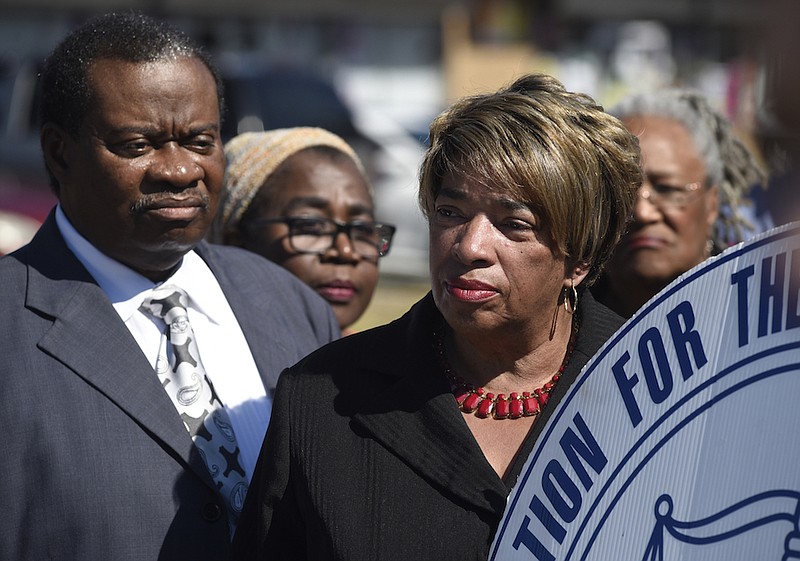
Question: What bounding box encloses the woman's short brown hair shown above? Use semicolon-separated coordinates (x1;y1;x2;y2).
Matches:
418;73;642;284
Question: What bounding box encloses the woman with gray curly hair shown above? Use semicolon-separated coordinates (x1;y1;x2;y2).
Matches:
593;89;766;318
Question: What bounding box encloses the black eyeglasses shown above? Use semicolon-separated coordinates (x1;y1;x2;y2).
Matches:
248;217;396;259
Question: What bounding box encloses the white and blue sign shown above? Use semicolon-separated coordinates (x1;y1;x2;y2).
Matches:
490;223;800;561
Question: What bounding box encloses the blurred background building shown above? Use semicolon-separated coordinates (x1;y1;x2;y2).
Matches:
0;0;787;325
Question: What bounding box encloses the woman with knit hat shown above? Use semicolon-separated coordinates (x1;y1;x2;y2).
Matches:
210;127;395;333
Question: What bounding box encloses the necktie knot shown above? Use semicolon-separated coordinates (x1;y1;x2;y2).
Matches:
141;285;190;325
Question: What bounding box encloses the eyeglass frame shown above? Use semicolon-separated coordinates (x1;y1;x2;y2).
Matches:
246;216;397;259
638;178;707;209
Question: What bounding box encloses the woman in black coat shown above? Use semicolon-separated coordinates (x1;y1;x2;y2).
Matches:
231;73;643;560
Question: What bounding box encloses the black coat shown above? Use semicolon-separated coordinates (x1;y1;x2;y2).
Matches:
232;291;624;561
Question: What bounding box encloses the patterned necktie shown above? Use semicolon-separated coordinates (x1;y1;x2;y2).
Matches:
140;285;248;530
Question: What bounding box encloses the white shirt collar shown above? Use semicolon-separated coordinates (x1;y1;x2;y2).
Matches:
55;205;222;324
165;252;227;326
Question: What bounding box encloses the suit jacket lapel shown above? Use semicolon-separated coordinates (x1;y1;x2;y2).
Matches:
24;216;216;490
194;242;276;381
348;295;509;516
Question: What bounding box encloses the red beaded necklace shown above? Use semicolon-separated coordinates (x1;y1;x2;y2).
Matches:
434;318;579;420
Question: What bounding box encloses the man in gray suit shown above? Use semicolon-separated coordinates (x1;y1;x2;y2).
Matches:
0;12;339;560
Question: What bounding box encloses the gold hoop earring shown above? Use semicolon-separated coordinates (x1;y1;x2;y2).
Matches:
563;281;578;315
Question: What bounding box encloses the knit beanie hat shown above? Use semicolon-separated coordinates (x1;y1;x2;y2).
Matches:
209;127;365;243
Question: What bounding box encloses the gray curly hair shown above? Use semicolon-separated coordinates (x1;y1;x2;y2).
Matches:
613;89;767;248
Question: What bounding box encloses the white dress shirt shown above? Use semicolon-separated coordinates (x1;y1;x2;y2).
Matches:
55;206;270;480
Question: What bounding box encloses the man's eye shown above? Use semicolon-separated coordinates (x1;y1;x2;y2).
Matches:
126;140;150;151
112;140;151;156
185;136;217;153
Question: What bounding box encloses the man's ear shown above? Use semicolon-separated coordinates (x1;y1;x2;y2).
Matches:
40;123;71;185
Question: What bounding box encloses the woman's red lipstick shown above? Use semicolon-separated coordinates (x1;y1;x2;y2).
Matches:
445;279;498;302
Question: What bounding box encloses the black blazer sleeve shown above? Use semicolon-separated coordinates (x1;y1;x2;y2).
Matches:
232;369;306;560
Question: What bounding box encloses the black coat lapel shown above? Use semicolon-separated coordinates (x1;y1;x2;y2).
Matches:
346;291;624;514
346;295;509;516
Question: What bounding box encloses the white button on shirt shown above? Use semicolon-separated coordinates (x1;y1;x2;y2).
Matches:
55;206;270;480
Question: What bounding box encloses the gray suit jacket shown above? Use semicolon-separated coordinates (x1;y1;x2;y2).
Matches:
0;212;339;561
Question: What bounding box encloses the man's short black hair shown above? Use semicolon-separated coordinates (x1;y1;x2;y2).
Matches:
39;11;224;137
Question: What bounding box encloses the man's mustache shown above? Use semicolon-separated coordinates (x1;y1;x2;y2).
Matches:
129;191;211;215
